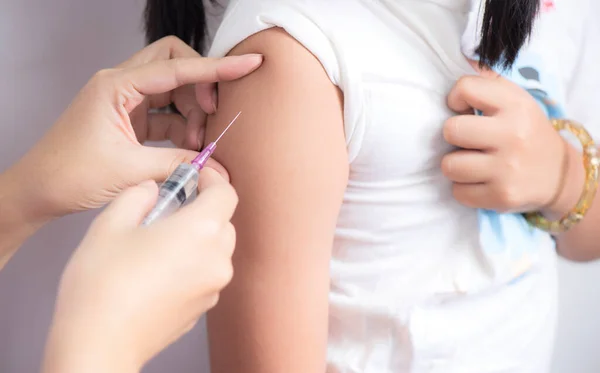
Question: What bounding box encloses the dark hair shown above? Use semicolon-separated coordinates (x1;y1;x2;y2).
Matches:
144;0;218;115
144;0;539;67
144;0;217;54
476;0;540;69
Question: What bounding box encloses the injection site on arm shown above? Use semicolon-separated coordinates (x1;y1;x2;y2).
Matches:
141;112;241;226
204;28;348;373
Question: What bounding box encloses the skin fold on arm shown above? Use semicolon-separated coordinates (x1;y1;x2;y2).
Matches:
204;28;348;373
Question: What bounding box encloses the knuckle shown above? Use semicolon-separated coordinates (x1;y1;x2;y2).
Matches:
514;100;531;115
205;293;220;310
226;222;237;242
166;59;185;84
222;223;237;256
158;35;202;59
218;261;235;286
504;155;522;175
161;35;181;47
505;94;522;109
513;127;527;143
201;218;223;237
91;68;117;85
497;186;522;210
222;183;239;205
455;76;475;93
510;123;531;147
207;259;234;290
89;69;122;94
186;219;221;244
210;183;238;207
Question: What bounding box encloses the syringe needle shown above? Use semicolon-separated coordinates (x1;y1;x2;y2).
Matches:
215;111;242;144
190;111;242;169
143;111;243;225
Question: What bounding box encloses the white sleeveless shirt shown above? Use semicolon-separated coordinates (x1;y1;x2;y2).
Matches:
208;1;558;371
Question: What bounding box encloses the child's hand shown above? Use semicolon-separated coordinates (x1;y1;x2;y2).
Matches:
441;72;568;213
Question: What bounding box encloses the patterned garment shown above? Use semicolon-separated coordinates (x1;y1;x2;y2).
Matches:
475;52;563;288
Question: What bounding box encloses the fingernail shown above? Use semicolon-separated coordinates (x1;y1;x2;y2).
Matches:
230;53;263;66
246;53;263;64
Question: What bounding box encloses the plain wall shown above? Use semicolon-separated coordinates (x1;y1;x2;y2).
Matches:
0;1;598;372
0;1;210;372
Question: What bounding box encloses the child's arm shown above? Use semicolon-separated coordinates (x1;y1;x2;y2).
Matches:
520;7;600;261
204;28;348;373
551;3;600;261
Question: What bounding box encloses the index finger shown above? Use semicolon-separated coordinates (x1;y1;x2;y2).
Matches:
117;37;216;114
116;36;200;69
447;75;513;115
124;54;263;97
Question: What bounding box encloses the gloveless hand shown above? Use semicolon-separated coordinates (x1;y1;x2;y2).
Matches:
441;71;567;213
43;168;237;372
4;36;262;224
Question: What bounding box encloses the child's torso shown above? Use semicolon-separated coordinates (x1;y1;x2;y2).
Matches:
211;0;559;371
305;1;558;371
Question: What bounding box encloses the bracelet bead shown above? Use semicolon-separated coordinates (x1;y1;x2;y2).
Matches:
524;119;599;234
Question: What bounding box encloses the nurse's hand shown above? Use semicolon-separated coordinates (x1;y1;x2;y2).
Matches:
3;36;261;225
441;71;571;214
43;169;237;373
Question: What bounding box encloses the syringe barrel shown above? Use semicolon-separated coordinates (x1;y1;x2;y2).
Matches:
142;163;199;226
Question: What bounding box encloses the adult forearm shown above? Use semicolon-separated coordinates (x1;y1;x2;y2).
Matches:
43;342;138;373
42;312;141;373
0;167;49;268
542;144;600;261
43;349;137;373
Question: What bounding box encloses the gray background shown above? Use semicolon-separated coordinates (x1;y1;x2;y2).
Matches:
0;0;598;372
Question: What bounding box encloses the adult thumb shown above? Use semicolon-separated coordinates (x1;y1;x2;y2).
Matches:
137;147;230;182
183;167;238;222
98;181;158;229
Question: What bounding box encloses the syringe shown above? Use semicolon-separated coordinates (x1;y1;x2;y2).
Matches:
142;111;241;226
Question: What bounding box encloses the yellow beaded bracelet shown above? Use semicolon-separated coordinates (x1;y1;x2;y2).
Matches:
524;119;600;234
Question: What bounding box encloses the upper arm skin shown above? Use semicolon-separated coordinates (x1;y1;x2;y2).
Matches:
204;28;348;373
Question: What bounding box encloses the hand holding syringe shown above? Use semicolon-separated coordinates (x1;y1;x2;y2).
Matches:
142;111;241;226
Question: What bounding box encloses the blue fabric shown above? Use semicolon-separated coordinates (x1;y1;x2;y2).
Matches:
474;52;562;283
